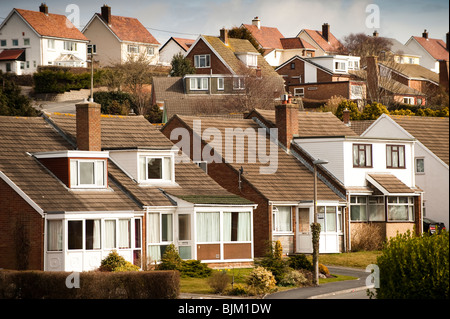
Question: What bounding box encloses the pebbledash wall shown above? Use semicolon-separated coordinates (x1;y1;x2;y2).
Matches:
0;178;44;270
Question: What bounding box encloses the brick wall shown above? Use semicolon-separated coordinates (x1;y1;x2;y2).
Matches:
288;81;351;100
76;102;101;151
0;178;44;270
185;38;232;75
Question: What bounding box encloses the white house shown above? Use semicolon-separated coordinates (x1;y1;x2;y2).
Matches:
361;114;449;229
294;133;423;247
82;5;160;67
159;37;195;65
0;4;88;75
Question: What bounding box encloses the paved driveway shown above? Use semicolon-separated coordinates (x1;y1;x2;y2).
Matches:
33;99;81;114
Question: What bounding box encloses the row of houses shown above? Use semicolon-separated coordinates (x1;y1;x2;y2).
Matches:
1;98;448;271
0;4;448;74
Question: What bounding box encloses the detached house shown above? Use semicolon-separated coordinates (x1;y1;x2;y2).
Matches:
297;23;344;56
159;37;195;65
0;103;255;272
240;17;316;67
82;5;160;66
0;4;88;74
404;30;449;73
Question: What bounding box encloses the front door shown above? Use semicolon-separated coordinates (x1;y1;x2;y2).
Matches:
296;208;313;253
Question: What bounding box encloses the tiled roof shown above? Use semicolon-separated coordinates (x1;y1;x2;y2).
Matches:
0;116;140;212
391;63;439;83
0;49;25;61
280;37;315;50
95;13;159;44
248;109;358;137
348;120;375;136
164;99;245;120
15;9;87;41
172;115;343;202
368;173;415;194
172;37;196;51
202;36;280;77
242;24;284;49
48;113;246;206
390;115;449;165
412;36;449;60
301;29;343;53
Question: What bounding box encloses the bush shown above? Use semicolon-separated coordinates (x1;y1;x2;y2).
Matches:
227;284;249;296
361;102;389;120
334;99;360;120
92;91;134;115
0;270;179;299
375;230;449;299
33;68;102;94
255;240;288;284
99;250;139;272
157;244;183;271
278;268;308;287
180;260;212;278
319;263;330;276
288;254;313;271
246;266;277;295
208;270;230;294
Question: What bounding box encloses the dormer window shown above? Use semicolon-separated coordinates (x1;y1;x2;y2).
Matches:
236;52;258;68
138;155;173;183
70;159;107;188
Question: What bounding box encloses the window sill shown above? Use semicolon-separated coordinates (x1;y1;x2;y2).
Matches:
273;231;294;236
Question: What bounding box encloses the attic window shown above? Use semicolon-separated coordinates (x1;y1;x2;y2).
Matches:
139;156;173;182
194;54;210;68
70;159;107;188
236;53;258;68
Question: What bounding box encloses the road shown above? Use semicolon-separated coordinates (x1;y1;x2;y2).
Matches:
33;99;80;114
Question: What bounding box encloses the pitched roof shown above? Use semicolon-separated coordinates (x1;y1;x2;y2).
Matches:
380;62;439;84
390;115;449;165
368;173;416;194
170;115;343;202
94;13;159;44
411;36;449;60
280;37;315;50
247;109;358;137
242;24;284;49
300;29;343;54
14;9;87;41
202;36;280;77
172;37;196;51
0;49;25;61
48;113;247;206
0;116;140;212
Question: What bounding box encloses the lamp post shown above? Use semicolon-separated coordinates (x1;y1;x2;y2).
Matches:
312;158;328;286
87;43;95;102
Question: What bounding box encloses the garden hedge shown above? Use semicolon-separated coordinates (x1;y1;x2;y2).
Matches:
0;270;179;299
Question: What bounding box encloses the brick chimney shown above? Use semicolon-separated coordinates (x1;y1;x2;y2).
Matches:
322;23;330;42
252;16;261;29
275;99;299;150
220;28;228;45
439;60;449;93
39;3;48;15
366;56;379;102
343;108;350;125
76;102;102;151
101;4;112;25
422;29;428;39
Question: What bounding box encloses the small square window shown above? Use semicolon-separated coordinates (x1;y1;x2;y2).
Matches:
12;39;19;46
0;40;6;47
24;38;30;46
415;158;425;174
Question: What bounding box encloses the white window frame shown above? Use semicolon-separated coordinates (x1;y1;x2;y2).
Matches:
48;39;55;50
138;155;174;183
194;54;210;68
147;46;155;56
272;206;293;234
415;157;425;174
190;77;209;91
403;97;415;105
64;41;77;52
217;77;224;91
387;196;414;222
334;61;346;72
294;88;304;97
247;54;258;67
23;38;30;46
233;77;245;90
70;159;107;189
127;45;139;54
147;212;174;261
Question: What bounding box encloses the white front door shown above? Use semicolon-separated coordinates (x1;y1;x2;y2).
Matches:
296;207;313;253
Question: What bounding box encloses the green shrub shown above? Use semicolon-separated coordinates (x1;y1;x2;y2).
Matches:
227;283;249;296
157;244;183;271
288;254;312;271
278;268;308;287
33;68;101;94
180;260;212;278
375;230;449;299
246;266;276;295
256;240;288;284
92;91;134;115
99;250;139;272
334;99;360;120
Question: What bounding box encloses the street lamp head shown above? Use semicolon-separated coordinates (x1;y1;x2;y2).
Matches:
313;159;329;165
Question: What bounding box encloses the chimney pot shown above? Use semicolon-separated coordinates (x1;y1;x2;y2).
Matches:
39;3;48;15
101;4;111;25
275;102;299;149
252;16;261;29
76;102;102;152
422;29;428;39
322;23;330;42
343;108;350;125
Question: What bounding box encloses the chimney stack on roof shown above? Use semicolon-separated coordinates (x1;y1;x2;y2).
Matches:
101;4;112;25
252;16;261;30
322;23;330;42
422;29;429;39
76;102;102;152
39;3;48;15
342;108;350;125
439;60;449;93
366;56;380;103
276;96;298;150
220;28;228;45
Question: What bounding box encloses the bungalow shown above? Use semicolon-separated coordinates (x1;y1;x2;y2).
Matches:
162;104;356;256
81;5;160;66
0;103;255;272
0;4;88;74
361;114;449;229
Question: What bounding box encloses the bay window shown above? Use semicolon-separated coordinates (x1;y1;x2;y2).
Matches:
388;196;414;221
351;196;385;221
350;196;367;221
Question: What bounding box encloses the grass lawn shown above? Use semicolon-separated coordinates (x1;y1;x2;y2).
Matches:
316;250;382;269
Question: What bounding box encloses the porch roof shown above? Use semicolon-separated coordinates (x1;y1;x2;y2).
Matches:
367;173;417;195
0;49;25;61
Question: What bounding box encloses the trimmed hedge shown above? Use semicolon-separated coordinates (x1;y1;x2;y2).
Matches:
375;230;449;299
0;270;179;299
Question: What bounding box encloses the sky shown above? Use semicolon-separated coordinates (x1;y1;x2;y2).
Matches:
0;0;448;46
